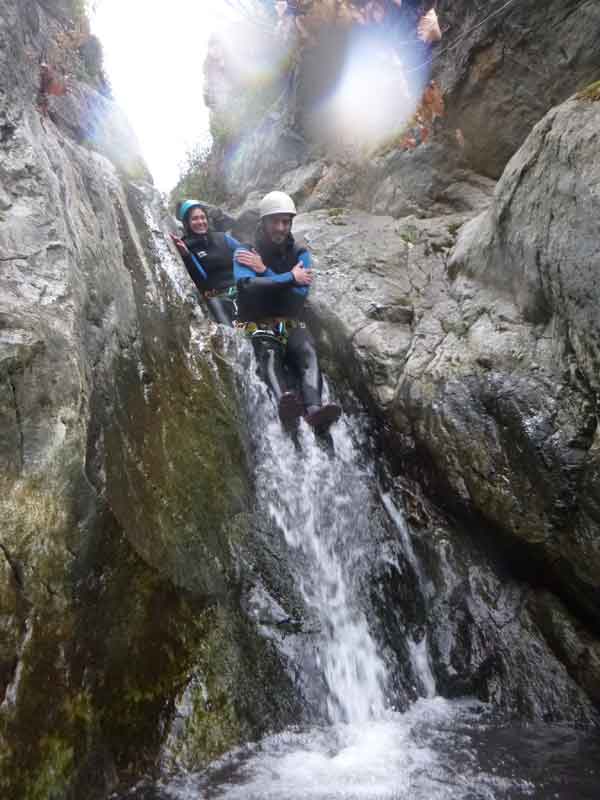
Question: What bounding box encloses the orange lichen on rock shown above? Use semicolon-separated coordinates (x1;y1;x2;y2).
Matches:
398;80;445;151
421;79;445;124
37;63;68;116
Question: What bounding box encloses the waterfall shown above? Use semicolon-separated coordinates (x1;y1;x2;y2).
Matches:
130;335;587;800
257;400;388;724
379;490;437;698
232;332;399;724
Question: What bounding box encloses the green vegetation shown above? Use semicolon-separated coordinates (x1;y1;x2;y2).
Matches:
576;79;600;102
170;143;227;209
327;207;347;225
67;0;88;23
67;0;101;24
210;71;284;150
0;477;79;800
399;226;418;245
173;41;290;206
45;2;110;93
171;73;282;206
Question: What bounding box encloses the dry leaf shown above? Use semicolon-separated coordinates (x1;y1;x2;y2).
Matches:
417;9;442;43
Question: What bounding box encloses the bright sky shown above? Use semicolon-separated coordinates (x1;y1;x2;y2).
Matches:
92;1;234;193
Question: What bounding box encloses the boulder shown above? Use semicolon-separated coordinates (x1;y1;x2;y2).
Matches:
296;89;600;703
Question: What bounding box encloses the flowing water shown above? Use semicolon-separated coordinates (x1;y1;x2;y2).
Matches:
118;336;600;799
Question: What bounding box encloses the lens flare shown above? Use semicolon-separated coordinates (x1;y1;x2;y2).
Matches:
216;22;294;91
306;28;430;151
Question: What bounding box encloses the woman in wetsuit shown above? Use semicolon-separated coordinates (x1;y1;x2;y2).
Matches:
171;200;242;326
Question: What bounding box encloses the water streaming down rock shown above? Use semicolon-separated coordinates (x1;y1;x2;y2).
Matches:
122;336;600;800
229;331;452;728
379;491;437;699
4;3;600;793
261;422;386;721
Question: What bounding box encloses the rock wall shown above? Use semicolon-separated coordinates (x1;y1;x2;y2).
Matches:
437;0;600;177
290;88;600;710
445;92;600;628
199;3;600;716
0;3;298;798
2;1;600;795
206;0;599;214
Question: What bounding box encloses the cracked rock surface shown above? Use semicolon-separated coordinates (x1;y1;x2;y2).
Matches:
294;90;600;711
0;4;298;798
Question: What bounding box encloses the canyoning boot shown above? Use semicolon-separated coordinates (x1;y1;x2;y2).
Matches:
278;391;304;429
304;403;342;434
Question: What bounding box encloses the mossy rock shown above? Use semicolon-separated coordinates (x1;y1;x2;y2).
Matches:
163;605;300;773
0;500;297;799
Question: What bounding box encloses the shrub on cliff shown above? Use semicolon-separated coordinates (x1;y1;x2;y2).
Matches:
171;143;227;208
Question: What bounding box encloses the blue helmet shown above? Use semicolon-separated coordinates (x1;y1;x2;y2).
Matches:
176;199;207;224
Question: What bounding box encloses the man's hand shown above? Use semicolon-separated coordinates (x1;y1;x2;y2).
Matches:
236;249;266;273
291;262;313;286
169;233;189;255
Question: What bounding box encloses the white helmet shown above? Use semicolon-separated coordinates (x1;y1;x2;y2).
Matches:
259;191;296;219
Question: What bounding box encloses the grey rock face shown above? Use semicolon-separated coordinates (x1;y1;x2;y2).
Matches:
375;477;598;724
450;95;600;386
0;5;297;798
3;3;599;796
226;115;309;201
446;93;600;619
294;89;600;712
439;0;600;177
49;84;151;180
208;1;599;217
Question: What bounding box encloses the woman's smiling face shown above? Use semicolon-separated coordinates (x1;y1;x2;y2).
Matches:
188;207;208;235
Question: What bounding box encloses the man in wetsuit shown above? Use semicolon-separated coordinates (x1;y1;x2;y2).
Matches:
234;191;341;432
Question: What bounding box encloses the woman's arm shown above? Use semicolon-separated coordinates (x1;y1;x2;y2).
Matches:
170;234;208;281
234;248;312;290
225;233;242;251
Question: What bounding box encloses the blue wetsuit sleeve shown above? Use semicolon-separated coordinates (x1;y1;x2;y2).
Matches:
254;249;312;285
233;248;310;296
181;250;208;281
291;250;311;298
299;250;312;269
266;270;294;284
225;234;242;251
233;248;294;284
233;250;257;283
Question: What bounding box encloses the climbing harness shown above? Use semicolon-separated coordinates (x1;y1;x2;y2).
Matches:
236;317;306;346
203;286;237;301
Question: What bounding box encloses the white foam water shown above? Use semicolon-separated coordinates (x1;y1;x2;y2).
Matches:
155;698;536;800
260;422;388;723
134;336;543;800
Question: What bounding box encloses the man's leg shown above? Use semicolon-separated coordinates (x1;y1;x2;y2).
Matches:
251;332;303;425
286;326;341;431
285;326;322;408
252;334;288;400
205;296;235;326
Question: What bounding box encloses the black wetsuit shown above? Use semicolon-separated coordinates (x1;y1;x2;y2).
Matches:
179;231;240;326
234;231;323;410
